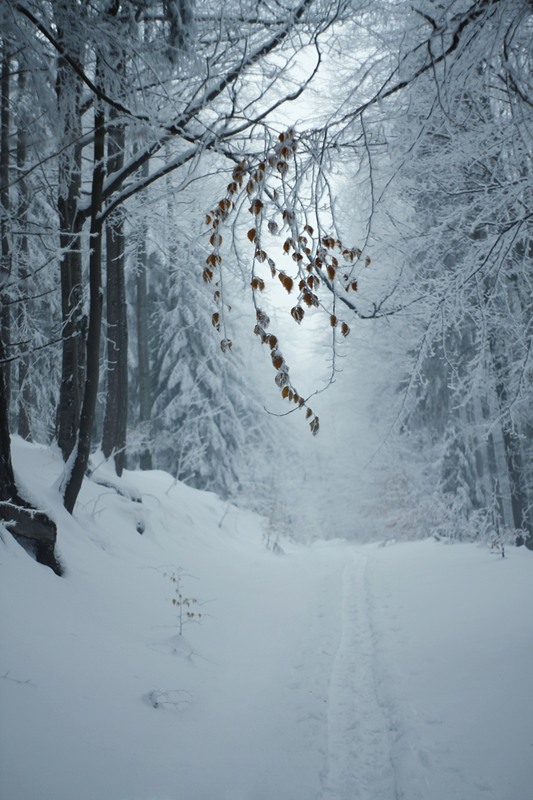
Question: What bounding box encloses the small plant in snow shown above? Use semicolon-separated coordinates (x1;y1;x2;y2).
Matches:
144;688;195;712
262;503;286;555
262;522;284;555
165;569;204;635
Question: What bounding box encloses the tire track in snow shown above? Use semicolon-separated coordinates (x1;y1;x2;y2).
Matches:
321;552;398;800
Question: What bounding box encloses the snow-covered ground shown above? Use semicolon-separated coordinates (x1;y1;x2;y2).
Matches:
1;438;532;800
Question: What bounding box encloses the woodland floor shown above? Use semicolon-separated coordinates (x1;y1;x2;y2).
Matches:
1;439;532;800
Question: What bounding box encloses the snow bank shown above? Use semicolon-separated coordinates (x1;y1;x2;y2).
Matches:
367;539;533;800
1;439;532;800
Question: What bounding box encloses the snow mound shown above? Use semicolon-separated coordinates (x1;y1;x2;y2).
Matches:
1;439;532;800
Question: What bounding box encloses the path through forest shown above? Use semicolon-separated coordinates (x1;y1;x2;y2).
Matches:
320;551;398;800
2;445;532;800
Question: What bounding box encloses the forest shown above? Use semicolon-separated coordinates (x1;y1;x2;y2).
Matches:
1;0;532;566
1;3;532;799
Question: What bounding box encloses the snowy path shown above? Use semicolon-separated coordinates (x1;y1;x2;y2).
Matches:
321;552;397;800
180;541;400;800
2;445;533;800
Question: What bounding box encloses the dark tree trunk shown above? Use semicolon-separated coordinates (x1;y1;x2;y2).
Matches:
15;64;31;439
102;108;128;476
135;159;152;470
56;215;85;458
489;337;532;546
508;238;533;550
0;340;14;497
1;43;11;406
63;87;106;514
0;338;62;574
55;41;86;460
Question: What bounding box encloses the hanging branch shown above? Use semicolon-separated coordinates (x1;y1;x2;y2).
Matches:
203;128;375;436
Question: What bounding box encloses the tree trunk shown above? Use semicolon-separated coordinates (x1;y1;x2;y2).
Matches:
63;86;106;514
1;42;11;408
135;159;152;470
0;338;14;500
55;39;86;460
102;108;128;476
15;64;31;439
507;238;533;550
0;337;62;574
488;336;532;545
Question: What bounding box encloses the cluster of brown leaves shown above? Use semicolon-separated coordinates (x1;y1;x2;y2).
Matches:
204;129;371;434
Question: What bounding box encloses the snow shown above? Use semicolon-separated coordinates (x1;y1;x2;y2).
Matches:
1;438;532;800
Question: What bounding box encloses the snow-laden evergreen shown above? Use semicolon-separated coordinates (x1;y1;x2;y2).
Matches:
150;258;263;500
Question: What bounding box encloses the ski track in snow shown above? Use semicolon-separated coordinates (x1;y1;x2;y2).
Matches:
3;440;532;800
321;551;398;800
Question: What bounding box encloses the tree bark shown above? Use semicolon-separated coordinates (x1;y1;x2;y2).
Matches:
0;338;14;501
55;32;86;460
63;84;106;514
1;42;11;406
0;337;62;574
135;159;152;470
102;107;128;476
489;337;532;545
15;64;31;439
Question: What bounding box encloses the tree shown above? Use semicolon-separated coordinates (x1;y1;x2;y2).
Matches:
54;8;86;461
101;97;128;476
0;32;60;570
318;0;533;546
132;159;152;470
14;61;32;439
3;0;530;557
1;39;11;402
3;0;351;518
151;253;257;499
199;0;532;546
391;0;532;544
0;339;61;573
